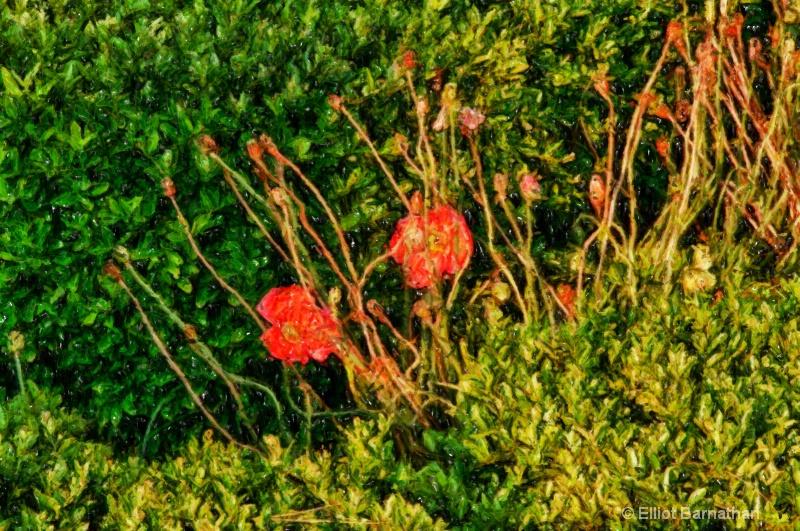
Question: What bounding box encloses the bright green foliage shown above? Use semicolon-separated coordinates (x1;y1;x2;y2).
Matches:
4;270;800;528
0;382;112;529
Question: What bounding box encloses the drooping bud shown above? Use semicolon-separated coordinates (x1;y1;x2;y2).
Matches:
653;104;672;120
555;284;576;320
589;174;605;219
8;331;25;355
520;173;541;202
666;21;686;54
432;106;449;131
161;178;176;198
459;107;485;136
247;139;263;161
184;325;198;342
493;173;508;199
103;261;123;282
197;135;219;155
394;133;410;154
113;246;131;263
416;97;428;117
328;94;343;112
410;190;424;215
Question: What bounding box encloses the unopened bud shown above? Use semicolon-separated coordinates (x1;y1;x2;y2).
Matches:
328;94;343;112
329;287;342;306
197;135;218;155
493;173;508;198
103;261;123;282
520;173;541;202
184;325;198;342
247;139;263;161
162;178;176;198
410;191;424;215
113;246;130;263
8;331;25;354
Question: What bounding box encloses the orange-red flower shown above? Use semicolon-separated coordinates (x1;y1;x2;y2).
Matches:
257;286;341;364
390;204;473;289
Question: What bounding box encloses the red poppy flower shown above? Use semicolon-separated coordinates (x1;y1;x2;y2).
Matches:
390;204;473;289
257;286;341;364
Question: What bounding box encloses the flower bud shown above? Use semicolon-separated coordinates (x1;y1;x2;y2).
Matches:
113;246;130;263
402;50;419;70
8;331;25;354
458;107;485;136
432;105;449;131
197;135;218;155
416;98;428;117
328;287;342;306
161;178;176;198
184;325;198;342
247;139;263;161
520;173;541;202
328;94;343;112
410;191;424;215
103;261;122;282
493;173;508;199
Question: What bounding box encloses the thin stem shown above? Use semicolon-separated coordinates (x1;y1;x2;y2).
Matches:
167;194;267;333
338;104;412;212
14;351;27;401
117;276;264;458
467;136;530;325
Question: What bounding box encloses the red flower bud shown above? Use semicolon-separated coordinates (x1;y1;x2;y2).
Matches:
247;139;263;161
328;94;343;112
458;107;485;136
520;173;541;201
103;261;122;282
589;174;605;219
161;178;176;198
197;135;218;155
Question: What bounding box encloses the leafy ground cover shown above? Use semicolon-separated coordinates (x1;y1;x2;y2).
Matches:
2;0;800;528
